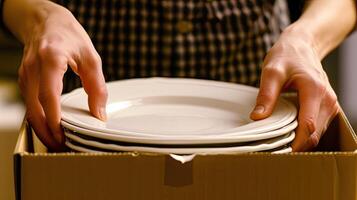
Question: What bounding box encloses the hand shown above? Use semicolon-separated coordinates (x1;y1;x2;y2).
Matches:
250;27;339;152
17;2;107;150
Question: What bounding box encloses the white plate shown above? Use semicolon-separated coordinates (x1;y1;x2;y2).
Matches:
65;141;293;154
62;120;298;145
65;141;292;154
271;147;292;154
64;131;295;155
61;78;297;137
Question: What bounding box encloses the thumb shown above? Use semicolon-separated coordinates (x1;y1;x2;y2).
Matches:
77;52;108;121
250;67;286;120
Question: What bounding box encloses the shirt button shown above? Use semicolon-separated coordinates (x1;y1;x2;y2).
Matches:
177;21;193;33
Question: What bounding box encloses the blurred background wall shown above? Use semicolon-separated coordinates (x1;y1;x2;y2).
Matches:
340;33;357;129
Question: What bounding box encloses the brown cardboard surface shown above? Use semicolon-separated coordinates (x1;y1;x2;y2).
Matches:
0;131;18;200
14;111;357;200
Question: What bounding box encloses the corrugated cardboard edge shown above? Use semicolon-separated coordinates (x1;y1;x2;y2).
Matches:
13;152;21;200
13;118;27;200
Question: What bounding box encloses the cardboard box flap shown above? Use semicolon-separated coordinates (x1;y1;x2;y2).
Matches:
14;120;29;155
338;111;357;150
316;111;357;151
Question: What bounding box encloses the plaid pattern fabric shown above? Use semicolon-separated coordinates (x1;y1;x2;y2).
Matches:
59;0;290;92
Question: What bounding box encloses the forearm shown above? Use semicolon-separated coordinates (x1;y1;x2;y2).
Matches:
283;0;356;59
3;0;65;43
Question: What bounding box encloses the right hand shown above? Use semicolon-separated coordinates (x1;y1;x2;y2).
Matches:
17;3;107;150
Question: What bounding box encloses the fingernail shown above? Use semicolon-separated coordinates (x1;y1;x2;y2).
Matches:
253;105;265;114
99;107;107;121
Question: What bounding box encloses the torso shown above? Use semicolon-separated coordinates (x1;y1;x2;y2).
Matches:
59;0;290;92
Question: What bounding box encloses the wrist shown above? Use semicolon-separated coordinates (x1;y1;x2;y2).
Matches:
281;22;322;59
3;0;66;43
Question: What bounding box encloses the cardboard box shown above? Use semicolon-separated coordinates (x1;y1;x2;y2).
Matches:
14;111;357;200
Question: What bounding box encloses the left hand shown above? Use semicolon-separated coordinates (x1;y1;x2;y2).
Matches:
250;27;340;152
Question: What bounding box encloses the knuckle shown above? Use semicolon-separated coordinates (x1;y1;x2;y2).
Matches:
78;50;102;75
308;78;326;94
263;65;285;79
313;80;323;90
299;116;316;133
97;85;108;99
327;101;340;122
332;102;340;115
326;91;338;105
330;93;338;103
38;40;65;61
87;52;102;69
93;53;102;65
307;134;320;149
299;76;327;97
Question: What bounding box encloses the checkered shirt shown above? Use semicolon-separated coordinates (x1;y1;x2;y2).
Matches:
59;0;290;92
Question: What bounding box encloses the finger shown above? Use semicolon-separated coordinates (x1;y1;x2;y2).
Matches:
306;110;331;151
77;50;108;121
26;103;64;151
38;48;67;145
250;66;286;120
19;61;63;150
293;100;339;152
291;80;323;152
308;93;340;150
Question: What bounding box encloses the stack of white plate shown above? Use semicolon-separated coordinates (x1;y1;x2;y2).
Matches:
61;78;297;155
